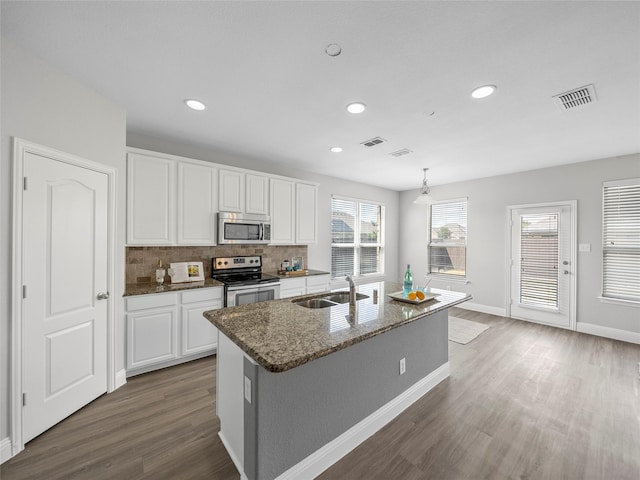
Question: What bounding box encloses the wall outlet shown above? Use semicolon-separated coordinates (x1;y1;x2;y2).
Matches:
244;376;252;404
399;357;406;375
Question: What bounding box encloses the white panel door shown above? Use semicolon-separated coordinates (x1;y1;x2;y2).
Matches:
270;178;295;244
296;183;318;244
509;203;575;329
177;162;217;245
22;151;108;442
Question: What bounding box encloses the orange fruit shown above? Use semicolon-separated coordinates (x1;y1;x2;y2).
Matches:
415;290;425;300
408;291;417;300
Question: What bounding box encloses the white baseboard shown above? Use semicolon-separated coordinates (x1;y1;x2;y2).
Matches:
457;302;506;317
275;362;450;480
577;322;640;345
114;369;127;390
1;437;13;464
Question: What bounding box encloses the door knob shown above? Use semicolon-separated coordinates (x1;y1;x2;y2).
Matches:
97;292;110;300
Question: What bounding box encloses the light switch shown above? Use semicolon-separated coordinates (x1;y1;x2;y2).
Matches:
579;243;591;253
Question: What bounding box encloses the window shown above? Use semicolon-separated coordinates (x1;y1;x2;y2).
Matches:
428;199;467;278
602;179;640;302
331;196;384;279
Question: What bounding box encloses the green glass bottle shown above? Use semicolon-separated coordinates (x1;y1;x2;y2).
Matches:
403;264;413;295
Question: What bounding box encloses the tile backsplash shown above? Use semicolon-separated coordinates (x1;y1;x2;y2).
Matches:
126;245;308;284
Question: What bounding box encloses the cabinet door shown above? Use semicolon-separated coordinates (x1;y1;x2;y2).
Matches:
177;162;217;245
296;183;318;244
270;178;295;244
280;277;306;298
127;153;176;245
306;274;330;294
181;300;221;355
246;173;269;215
219;169;245;213
127;307;178;370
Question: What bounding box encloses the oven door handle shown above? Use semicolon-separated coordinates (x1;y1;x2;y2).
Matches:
227;281;280;292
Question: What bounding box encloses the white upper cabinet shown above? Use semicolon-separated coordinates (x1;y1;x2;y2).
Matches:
127;148;318;246
127;149;217;246
246;173;269;215
270;178;295;244
219;169;245;213
177;162;217;245
127;152;176;245
296;182;318;244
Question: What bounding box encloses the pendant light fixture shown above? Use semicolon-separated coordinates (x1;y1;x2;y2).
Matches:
413;167;431;204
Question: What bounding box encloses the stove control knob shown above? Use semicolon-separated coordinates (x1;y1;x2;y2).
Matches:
224;261;228;265
217;261;222;266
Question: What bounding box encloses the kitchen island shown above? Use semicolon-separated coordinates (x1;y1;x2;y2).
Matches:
204;281;471;480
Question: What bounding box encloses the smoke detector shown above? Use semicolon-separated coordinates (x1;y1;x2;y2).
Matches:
553;84;597;111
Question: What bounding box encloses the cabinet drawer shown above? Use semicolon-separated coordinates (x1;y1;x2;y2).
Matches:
126;292;178;312
280;277;306;289
181;287;223;304
306;274;330;287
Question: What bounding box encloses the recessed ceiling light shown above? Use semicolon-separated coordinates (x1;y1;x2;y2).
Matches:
185;99;206;110
330;146;343;153
346;102;366;114
471;85;497;99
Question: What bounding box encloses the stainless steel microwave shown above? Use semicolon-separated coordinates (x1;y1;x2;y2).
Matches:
217;212;271;244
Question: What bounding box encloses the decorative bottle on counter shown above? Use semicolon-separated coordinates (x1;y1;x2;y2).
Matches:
403;264;413;295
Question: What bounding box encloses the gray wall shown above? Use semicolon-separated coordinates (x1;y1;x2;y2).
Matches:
0;39;127;442
126;132;402;282
400;154;640;334
243;309;448;480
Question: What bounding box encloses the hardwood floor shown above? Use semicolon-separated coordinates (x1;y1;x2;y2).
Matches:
3;309;639;479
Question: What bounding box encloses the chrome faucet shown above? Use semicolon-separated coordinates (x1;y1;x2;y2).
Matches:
345;275;356;307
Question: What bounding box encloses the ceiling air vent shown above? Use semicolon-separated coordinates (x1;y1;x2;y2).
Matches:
553;84;597;111
360;137;386;148
389;149;413;157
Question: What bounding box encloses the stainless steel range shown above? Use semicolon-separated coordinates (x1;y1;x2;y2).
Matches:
212;255;280;307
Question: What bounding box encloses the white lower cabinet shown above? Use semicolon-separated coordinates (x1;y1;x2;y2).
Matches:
126;287;222;376
279;274;331;298
279;277;307;299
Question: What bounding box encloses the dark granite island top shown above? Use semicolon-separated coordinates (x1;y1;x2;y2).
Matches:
203;281;471;372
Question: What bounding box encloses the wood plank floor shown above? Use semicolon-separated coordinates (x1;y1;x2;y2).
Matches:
2;308;639;479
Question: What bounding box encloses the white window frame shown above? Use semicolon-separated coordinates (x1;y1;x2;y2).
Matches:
601;178;640;305
330;195;385;280
428;197;468;281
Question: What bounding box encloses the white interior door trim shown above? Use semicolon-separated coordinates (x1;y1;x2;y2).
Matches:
505;200;577;331
10;137;117;456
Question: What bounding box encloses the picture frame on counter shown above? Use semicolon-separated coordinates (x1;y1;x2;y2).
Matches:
291;256;304;271
169;261;204;283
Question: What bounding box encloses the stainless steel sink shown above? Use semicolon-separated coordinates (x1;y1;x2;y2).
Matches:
292;291;370;308
293;298;338;309
324;292;369;304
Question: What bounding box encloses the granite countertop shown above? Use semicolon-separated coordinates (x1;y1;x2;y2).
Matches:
124;278;225;297
267;269;331;279
204;281;471;373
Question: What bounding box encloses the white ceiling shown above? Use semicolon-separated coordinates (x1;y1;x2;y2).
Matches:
2;1;639;191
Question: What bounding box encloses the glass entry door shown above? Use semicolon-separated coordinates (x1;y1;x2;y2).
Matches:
509;203;576;329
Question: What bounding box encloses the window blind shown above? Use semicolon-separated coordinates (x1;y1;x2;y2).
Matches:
519;213;559;308
331;197;384;278
428;199;467;277
603;179;640;301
